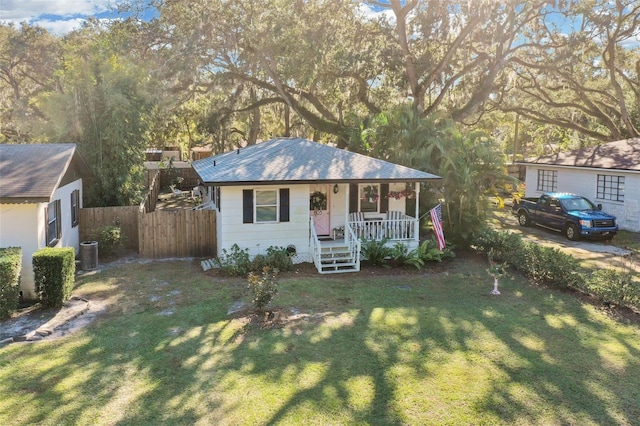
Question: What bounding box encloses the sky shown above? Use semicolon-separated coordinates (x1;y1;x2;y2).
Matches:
1;1;637;47
0;0;156;34
0;0;389;35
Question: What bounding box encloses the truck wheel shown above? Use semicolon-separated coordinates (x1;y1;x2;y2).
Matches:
517;211;530;226
565;223;580;241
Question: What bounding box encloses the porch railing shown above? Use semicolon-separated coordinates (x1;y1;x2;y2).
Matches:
347;217;416;241
309;217;322;270
344;223;361;272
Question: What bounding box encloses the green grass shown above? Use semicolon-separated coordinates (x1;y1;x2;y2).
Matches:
614;230;640;253
1;259;640;425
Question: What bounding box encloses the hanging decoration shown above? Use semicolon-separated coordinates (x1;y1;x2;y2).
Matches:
309;191;327;211
385;189;416;200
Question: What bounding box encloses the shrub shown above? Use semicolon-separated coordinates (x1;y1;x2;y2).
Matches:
263;246;293;272
361;238;392;266
0;247;21;319
472;229;524;264
390;242;424;269
519;242;583;289
247;267;279;313
216;244;252;276
586;269;638;308
472;229;638;309
32;247;75;308
94;224;124;257
417;239;456;263
250;254;268;272
472;230;582;290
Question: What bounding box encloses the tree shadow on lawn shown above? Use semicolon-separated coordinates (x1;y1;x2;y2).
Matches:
2;259;640;425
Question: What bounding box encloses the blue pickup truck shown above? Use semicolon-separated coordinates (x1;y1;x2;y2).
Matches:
512;193;618;241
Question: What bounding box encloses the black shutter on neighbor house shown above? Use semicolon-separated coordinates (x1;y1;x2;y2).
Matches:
279;188;290;222
380;183;389;213
349;183;358;213
45;205;50;245
242;190;253;223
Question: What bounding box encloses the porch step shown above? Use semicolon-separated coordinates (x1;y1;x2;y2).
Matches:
319;250;358;273
319;265;359;274
316;242;359;274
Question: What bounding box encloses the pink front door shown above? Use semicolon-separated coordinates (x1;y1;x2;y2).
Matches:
310;185;330;236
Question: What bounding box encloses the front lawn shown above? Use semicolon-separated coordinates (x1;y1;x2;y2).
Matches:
1;259;639;425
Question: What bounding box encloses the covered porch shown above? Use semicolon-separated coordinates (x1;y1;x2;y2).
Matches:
308;182;422;274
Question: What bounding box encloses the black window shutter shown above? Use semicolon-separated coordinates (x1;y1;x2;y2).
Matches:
56;200;61;239
242;190;253;223
380;183;389;213
45;205;50;245
279;188;290;222
349;184;358;213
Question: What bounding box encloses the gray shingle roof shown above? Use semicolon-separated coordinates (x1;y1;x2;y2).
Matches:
0;143;88;203
518;138;640;172
193;137;440;185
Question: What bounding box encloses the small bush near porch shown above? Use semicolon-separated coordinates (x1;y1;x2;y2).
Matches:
1;258;639;425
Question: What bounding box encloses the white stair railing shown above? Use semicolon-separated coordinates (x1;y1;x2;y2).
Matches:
309;217;322;270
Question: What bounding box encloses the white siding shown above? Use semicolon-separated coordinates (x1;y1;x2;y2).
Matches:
52;179;83;252
0;203;40;298
524;166;640;232
329;183;347;231
216;182;420;263
0;179;83;299
218;185;312;262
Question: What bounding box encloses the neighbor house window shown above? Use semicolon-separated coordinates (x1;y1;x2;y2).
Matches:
71;189;80;228
360;184;380;213
46;200;61;247
537;169;557;192
243;189;290;224
597;175;624;202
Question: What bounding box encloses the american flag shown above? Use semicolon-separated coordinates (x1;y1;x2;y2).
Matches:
430;203;446;251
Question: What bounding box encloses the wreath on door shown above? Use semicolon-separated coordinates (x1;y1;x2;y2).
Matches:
310;191;327;211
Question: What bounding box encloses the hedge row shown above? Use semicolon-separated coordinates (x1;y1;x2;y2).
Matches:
33;247;76;308
0;247;21;319
473;229;639;310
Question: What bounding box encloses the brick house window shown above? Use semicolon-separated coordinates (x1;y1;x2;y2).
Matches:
597;175;624;202
537;170;557;192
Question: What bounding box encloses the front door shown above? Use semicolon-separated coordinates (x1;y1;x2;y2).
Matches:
310;185;330;236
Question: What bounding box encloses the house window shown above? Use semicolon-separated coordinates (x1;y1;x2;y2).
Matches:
597;175;624;202
46;200;61;247
360;184;380;213
255;190;278;222
243;189;289;223
71;189;80;228
537;170;557;192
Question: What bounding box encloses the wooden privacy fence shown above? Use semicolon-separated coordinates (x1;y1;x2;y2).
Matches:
80;206;140;250
80;207;216;259
139;209;216;258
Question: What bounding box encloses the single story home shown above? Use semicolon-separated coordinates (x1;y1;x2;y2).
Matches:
517;138;640;232
0;143;90;299
192;137;441;273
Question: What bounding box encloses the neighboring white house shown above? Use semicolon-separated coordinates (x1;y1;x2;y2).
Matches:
0;144;90;299
517;138;640;232
192;137;441;274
